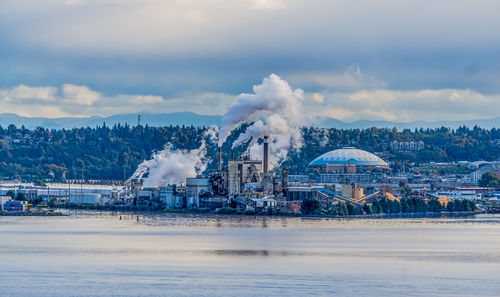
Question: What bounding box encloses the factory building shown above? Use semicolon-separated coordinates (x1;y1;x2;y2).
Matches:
159;186;184;208
227;159;263;197
186;178;210;208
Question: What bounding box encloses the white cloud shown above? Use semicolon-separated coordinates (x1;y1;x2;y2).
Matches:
288;64;388;91
62;84;100;105
311;93;324;103
129;95;164;105
0;85;57;102
0;83;499;122
308;88;500;122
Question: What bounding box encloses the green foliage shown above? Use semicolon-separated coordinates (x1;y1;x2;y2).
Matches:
283;126;500;174
0;124;498;180
6;190;14;199
399;182;412;198
478;172;500;187
446;199;476;212
215;207;238;214
371;199;383;213
427;199;443;213
34;180;47;187
301;198;323;215
363;204;373;214
15;192;25;201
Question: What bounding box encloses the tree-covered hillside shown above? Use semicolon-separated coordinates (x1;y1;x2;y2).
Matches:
0;124;498;181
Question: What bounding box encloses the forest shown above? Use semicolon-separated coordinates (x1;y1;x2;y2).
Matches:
0;123;498;181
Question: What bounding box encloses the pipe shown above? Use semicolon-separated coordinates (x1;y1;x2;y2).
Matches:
218;146;222;171
263;135;269;173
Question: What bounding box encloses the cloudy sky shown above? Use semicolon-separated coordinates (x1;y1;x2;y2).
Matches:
1;0;500;122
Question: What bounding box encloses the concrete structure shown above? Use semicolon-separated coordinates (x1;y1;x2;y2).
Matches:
186;178;210;208
227;159;263;197
287;175;309;184
390;141;424;152
435;187;493;200
319;173;371;183
0;182;120;202
341;184;364;200
159;186;184;208
286;186;316;201
249;198;277;209
68;193;102;205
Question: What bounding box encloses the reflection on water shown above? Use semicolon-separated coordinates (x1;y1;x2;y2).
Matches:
1;212;500;296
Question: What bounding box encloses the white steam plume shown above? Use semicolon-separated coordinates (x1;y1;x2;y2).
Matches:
219;74;306;169
131;127;217;187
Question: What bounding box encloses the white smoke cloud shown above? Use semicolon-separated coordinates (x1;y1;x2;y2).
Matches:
218;74;306;169
130;128;218;187
131;143;207;188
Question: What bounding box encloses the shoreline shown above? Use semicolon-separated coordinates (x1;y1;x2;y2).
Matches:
20;205;478;219
0;211;67;216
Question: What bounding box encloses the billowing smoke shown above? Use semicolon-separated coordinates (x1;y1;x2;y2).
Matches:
218;74;306;169
131;127;217;187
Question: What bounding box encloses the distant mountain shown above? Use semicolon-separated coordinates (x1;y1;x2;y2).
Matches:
0;112;223;129
0;112;498;130
315;116;500;130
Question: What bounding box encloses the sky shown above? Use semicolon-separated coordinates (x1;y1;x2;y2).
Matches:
1;0;500;122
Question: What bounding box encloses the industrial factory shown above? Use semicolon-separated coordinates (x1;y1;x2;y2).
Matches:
127;135;283;211
121;136;398;213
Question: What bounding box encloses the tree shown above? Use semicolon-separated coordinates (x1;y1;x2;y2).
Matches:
401;199;410;213
347;204;362;215
478;172;500;187
399;181;412;198
6;190;14;199
337;203;348;216
372;199;383;213
427;199;443;213
15;192;25;201
363;204;373;214
447;200;456;212
301;199;323;215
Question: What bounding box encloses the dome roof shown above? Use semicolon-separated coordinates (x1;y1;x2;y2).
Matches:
309;147;388;167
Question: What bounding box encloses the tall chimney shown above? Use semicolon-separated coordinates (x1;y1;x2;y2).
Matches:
263;135;269;173
231;149;234;161
218;146;222;171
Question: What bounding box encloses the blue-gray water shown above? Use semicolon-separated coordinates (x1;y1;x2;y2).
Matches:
1;212;500;296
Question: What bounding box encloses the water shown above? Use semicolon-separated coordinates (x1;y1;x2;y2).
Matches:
1;212;500;296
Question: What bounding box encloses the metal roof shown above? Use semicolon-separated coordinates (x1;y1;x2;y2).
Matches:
308;147;388;167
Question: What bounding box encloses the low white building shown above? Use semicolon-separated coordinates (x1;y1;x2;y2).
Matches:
159;186;184;209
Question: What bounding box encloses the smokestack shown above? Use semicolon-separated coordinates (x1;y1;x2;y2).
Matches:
231;149;234;161
218;146;222;171
263;135;269;173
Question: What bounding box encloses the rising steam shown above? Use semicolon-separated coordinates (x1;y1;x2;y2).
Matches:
131;127;217;187
219;74;306;168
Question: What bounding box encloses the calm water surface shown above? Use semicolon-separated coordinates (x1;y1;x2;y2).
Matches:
1;212;500;296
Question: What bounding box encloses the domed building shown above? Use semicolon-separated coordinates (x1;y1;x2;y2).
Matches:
309;147;389;180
